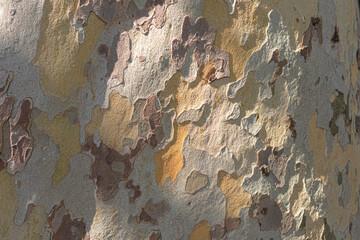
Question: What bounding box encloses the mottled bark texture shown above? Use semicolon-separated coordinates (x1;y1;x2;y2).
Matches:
0;0;359;239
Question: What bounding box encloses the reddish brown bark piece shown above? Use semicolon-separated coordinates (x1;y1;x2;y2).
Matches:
256;146;290;188
0;71;15;169
138;199;170;225
285;115;297;139
132;0;176;34
355;116;360;134
201;44;230;83
125;179;142;204
142;94;164;148
63;107;79;125
268;49;287;84
106;32;131;84
281;211;294;234
82;136;146;201
7;98;33;174
148;230;162;240
0;96;15;169
299;17;323;61
0;70;14;96
224;217;241;232
211;224;225;240
47;201;88;240
139;56;146;62
357;49;360;70
171;16;230;82
331;26;340;44
97;44;109;56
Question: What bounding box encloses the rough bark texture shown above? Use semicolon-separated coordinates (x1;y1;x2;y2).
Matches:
0;0;360;239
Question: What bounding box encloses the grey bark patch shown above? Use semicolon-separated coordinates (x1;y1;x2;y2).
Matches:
172;218;184;240
177;104;205;124
75;0;122;24
185;170;209;194
256;146;290;188
226;103;240;121
138;199;170;225
251;195;283;231
241;113;262;136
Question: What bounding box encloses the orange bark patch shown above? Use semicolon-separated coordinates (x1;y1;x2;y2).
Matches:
154;123;188;186
188;220;211;240
218;170;251;218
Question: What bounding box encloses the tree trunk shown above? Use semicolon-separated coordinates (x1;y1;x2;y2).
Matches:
0;0;359;239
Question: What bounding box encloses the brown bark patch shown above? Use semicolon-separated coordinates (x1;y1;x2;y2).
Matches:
125;179;141;204
171;16;230;82
7;98;33;174
299;17;323;61
285;115;297;139
82;136;146;201
142;94;164;148
47;201;88;240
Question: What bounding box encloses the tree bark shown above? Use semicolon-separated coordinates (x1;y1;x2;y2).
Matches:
0;0;359;239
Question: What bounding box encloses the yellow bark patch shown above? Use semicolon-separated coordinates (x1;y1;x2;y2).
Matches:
308;112;360;231
155;72;208;185
203;0;268;81
34;112;81;186
32;0;105;99
160;72;209;115
305;209;325;240
218;170;251;218
85;91;138;153
154;123;188;186
257;77;290;146
234;71;261;112
188;220;211;240
24;206;47;240
308;113;330;181
0;170;25;239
